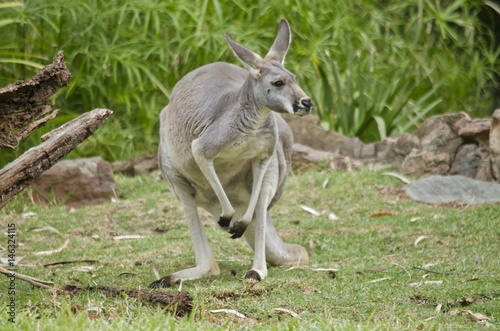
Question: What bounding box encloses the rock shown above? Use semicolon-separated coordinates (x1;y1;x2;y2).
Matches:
31;157;116;208
281;113;364;158
329;155;361;171
278;112;497;182
291;143;336;166
373;137;397;163
404;175;500;204
391;133;420;169
475;156;494;182
112;154;158;176
413;112;467;155
490;109;500;181
449;144;480;177
290;143;364;171
400;151;451;176
459;118;491;144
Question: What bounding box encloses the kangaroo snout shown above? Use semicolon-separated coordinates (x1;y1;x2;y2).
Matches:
294;97;312;116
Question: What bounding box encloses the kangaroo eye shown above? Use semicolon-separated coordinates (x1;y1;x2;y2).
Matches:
272;80;284;87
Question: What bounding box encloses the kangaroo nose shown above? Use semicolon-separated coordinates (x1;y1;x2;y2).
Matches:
301;98;312;109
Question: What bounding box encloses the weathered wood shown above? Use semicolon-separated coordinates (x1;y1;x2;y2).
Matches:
0;51;71;112
0;51;71;148
61;285;193;316
0;108;113;209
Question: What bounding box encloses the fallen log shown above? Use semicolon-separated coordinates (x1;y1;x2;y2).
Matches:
61;285;193;316
0;108;113;209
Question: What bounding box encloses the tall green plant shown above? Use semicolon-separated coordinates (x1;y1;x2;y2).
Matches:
0;0;498;165
313;49;442;142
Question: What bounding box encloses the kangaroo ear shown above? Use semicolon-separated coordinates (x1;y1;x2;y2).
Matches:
225;32;263;78
265;19;291;65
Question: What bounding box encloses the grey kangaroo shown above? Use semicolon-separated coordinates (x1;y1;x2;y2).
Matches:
151;19;311;287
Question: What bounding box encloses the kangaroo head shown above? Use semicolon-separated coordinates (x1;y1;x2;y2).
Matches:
225;19;312;116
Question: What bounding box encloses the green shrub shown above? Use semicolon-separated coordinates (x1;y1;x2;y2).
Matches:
1;0;498;166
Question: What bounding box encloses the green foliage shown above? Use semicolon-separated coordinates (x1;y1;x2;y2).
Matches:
309;0;500;141
0;0;499;165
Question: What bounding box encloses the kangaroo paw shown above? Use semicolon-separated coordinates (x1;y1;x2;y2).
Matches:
228;221;247;239
243;270;261;281
149;275;179;288
218;216;232;228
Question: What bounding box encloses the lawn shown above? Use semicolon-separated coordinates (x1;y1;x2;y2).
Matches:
1;167;499;330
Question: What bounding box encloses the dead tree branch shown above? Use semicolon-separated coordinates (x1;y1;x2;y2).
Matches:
0;51;71;148
0;108;113;209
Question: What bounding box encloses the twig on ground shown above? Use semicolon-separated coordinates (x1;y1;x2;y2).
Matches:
392;262;412;278
0;266;54;288
43;259;99;267
107;206;125;228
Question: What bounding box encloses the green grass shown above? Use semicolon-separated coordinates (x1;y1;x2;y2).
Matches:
1;0;499;167
1;168;499;330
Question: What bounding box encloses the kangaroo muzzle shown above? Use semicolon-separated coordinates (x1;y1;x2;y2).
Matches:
293;97;312;116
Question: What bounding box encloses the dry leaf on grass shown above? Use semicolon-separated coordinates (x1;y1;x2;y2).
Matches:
410;217;420;222
272;308;299;317
328;212;339;221
31;226;62;236
370;277;391;283
300;205;324;216
382;172;411;184
22;212;37;219
322;178;329;189
311;268;339;272
152;261;160;280
424;280;443;285
34;239;70;256
1;255;24;266
469;312;491;322
435;304;442;312
113;235;146;240
210;309;247;319
414;235;427;247
72;266;96;272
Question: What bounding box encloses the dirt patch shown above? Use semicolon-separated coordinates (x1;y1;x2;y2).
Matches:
409;295;433;306
376;185;409;201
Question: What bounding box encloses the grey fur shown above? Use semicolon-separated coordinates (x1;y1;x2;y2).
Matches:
155;19;311;285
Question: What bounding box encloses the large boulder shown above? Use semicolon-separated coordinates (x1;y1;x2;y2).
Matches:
31;157;116;207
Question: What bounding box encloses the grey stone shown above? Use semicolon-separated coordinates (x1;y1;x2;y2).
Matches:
404;175;500;204
459;118;490;144
413;112;468;154
374;137;397;162
281;113;364;158
31;157;116;208
291;143;336;165
112;154;158;176
449;144;480;177
400;151;451;176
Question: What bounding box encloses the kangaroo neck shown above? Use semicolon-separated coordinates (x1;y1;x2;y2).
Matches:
234;75;272;133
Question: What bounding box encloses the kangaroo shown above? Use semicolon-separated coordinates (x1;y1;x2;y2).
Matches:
150;19;311;287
